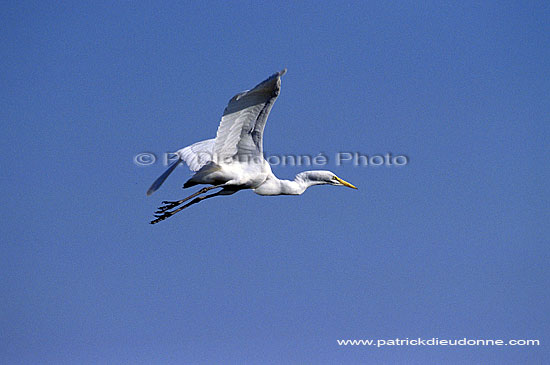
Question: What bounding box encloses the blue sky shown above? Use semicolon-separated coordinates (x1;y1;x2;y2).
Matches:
1;1;548;363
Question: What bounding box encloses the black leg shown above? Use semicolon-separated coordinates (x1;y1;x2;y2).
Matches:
155;185;221;214
150;189;234;224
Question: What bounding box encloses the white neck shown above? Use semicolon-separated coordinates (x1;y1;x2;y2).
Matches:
254;171;329;196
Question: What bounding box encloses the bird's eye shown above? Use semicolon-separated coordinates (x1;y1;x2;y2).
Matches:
332;176;338;180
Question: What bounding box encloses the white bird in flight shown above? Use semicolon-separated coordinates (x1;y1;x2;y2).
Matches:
148;69;357;224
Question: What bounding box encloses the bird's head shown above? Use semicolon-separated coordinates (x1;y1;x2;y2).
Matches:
297;170;357;189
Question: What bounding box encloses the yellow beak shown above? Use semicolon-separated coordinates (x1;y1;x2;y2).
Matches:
335;176;358;189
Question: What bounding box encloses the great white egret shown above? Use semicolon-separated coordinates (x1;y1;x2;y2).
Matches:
148;69;357;224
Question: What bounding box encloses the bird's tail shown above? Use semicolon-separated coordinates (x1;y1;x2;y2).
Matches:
146;158;182;196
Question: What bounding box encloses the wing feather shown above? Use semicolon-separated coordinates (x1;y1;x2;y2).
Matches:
213;69;286;161
175;138;215;171
146;158;182;196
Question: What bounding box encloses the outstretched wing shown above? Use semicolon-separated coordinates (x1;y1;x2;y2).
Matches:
213;69;286;161
175;138;215;172
147;70;286;196
147;139;215;196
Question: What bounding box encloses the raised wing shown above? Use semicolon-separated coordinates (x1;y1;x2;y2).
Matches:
213;69;286;161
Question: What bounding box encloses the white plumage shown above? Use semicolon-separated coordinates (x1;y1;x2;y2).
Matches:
148;69;356;224
175;138;214;172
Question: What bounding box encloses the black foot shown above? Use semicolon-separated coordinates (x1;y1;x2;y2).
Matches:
150;211;173;224
155;200;181;213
